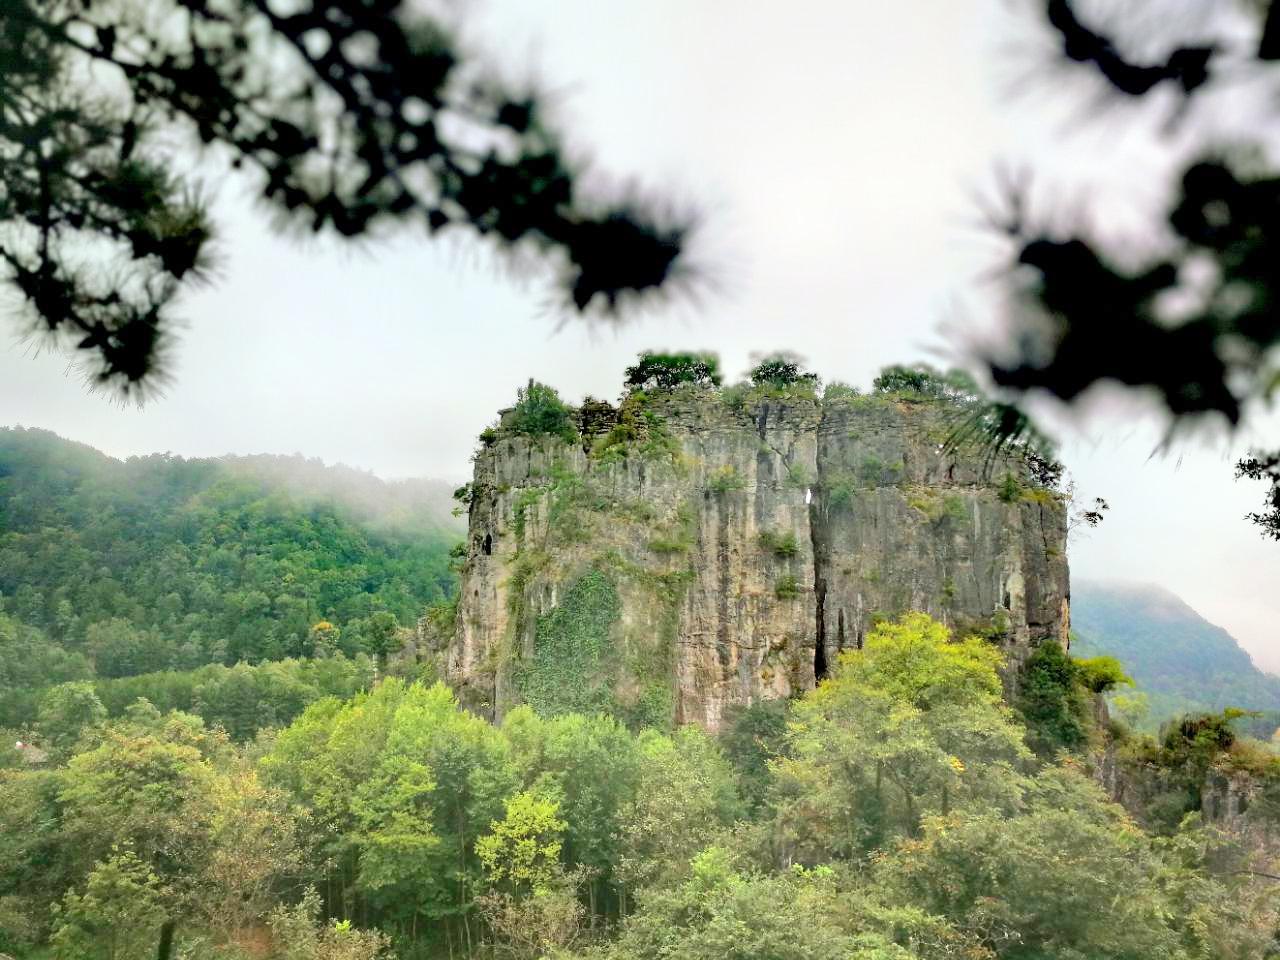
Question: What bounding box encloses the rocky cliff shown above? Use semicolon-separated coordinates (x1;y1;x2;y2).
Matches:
441;383;1070;730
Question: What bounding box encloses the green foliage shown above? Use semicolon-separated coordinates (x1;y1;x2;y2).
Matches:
858;454;887;486
1073;655;1133;693
774;613;1028;858
50;847;167;960
623;352;722;391
1072;581;1280;726
514;571;622;717
747;354;820;389
756;529;798;558
705;465;745;495
773;574;801;600
477;790;567;895
824;472;858;510
0;429;458;705
875;768;1259;960
37;682;107;757
871;363;977;400
785;462;813;488
1016;640;1092;757
267;888;391;960
821;380;862;402
86;655;376;741
718;700;789;812
4;608;1276;960
997;471;1021;503
591;394;682;465
509;381;578;444
616;728;742;893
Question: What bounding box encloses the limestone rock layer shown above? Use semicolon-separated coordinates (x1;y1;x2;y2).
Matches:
443;390;1070;731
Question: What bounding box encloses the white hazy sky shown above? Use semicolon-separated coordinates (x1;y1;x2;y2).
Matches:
3;1;1278;668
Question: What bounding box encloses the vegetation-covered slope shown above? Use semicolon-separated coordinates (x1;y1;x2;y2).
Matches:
0;427;461;724
3;613;1276;960
1072;580;1280;728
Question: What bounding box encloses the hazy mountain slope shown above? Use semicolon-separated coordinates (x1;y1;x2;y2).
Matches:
0;427;463;703
1071;580;1280;723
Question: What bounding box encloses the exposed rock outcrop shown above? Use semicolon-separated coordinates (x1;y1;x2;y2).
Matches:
442;386;1070;730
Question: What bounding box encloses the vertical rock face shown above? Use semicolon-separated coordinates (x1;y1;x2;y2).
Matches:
444;387;1070;731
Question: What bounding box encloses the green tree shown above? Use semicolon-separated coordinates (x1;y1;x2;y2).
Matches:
363;611;402;667
772;613;1029;859
37;681;107;757
503;708;639;917
616;728;742;898
197;765;305;938
747;353;820;389
49;847;167;960
85;619;170;679
477;789;567;895
623;352;723;391
1016;640;1091;757
600;846;948;960
875;766;1265;960
56;720;218;943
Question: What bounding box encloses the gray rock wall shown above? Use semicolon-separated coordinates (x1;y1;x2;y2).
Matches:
442;389;1070;730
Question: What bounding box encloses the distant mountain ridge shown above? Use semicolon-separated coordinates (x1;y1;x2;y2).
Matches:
1071;580;1280;724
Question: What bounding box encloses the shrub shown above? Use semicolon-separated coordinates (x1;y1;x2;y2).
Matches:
826;473;857;509
510;380;577;444
997;472;1021;503
786;462;813;488
707;465;745;495
775;574;801;600
758;530;799;558
822;380;862;402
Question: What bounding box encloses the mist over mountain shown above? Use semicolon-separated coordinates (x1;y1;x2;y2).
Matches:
1072;580;1280;726
0;427;462;726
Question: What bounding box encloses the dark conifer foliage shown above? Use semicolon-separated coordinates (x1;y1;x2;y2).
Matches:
988;1;1280;539
0;0;691;395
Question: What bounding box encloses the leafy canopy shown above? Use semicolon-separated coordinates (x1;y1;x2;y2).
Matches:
623;352;723;391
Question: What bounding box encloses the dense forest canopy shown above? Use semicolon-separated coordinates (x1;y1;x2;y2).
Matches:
3;613;1278;960
0;427;461;727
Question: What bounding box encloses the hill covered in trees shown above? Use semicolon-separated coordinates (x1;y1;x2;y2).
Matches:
1072;581;1280;729
5;612;1279;960
0;427;462;726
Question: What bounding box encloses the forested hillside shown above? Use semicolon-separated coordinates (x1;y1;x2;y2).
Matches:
1072;581;1280;730
4;613;1277;960
0;427;462;726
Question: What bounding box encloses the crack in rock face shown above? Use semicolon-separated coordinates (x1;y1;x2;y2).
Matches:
441;391;1070;731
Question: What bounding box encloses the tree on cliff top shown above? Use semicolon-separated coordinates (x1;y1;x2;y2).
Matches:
989;0;1280;541
2;0;691;397
623;352;722;391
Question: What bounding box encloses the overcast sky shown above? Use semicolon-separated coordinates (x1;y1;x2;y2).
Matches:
4;0;1278;668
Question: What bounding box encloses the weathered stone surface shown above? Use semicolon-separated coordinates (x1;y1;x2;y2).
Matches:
442;389;1070;730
